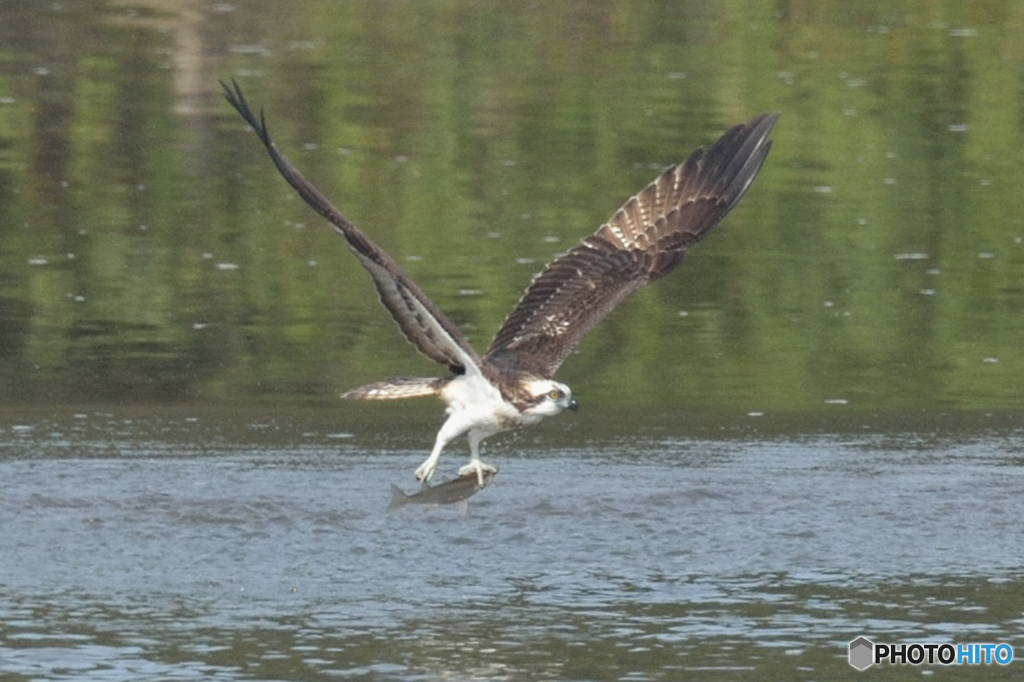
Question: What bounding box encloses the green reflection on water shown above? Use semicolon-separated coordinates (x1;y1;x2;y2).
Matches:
1;1;1023;411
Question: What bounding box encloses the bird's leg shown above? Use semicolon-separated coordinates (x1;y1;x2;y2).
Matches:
415;414;467;484
414;439;446;485
459;430;498;486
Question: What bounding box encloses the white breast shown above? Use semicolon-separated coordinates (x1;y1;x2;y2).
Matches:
440;373;522;435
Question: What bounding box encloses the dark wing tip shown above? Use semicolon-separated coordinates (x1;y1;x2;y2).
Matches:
220;78;273;148
678;111;776;234
709;112;778;204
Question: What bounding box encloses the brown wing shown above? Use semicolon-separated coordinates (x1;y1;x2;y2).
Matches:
484;113;777;378
221;80;483;376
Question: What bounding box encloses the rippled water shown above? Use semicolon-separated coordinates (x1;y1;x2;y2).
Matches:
2;408;1022;680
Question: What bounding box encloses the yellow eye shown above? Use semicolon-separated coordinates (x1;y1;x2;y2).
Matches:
548;389;561;400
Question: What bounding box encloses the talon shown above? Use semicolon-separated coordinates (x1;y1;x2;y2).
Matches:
415;458;438;484
459;459;497;486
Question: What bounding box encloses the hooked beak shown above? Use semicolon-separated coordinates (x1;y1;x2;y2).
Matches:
567;398;579;412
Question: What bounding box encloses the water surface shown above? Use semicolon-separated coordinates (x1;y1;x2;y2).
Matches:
2;407;1022;680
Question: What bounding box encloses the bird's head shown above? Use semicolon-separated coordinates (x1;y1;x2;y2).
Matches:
521;379;578;418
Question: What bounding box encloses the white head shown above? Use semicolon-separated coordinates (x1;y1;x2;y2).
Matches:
521;379;578;419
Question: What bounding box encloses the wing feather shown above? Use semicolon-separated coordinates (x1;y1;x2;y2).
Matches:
485;113;777;377
221;80;482;376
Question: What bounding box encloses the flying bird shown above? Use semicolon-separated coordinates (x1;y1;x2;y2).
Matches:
221;80;776;484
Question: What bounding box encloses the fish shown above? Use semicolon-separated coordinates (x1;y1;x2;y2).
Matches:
386;468;497;512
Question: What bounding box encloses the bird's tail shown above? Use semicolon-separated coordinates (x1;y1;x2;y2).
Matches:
342;376;444;400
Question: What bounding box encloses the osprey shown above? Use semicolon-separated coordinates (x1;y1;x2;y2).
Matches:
222;80;776;484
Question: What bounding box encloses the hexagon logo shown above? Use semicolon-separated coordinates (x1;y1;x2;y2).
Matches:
849;637;874;670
